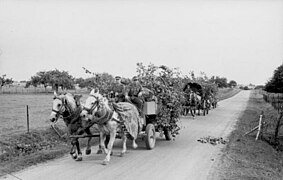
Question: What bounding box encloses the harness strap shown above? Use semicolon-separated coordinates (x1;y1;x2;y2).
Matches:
92;108;114;125
53;96;81;124
68;107;83;124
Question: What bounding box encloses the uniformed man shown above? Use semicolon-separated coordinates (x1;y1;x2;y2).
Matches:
125;76;144;116
109;76;126;103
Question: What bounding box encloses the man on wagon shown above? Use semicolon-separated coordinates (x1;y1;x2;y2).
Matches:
109;76;126;103
125;76;144;117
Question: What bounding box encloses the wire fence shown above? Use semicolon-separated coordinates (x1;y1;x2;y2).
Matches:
262;91;283;113
261;90;283;141
0;86;89;94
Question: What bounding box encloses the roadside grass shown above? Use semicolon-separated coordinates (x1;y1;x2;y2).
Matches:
0;127;100;177
211;91;283;179
217;88;241;101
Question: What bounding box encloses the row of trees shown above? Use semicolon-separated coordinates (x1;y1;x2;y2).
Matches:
189;71;237;88
2;67;238;92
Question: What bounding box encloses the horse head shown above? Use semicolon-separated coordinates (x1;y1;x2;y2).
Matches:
49;91;82;123
81;89;113;127
80;89;104;126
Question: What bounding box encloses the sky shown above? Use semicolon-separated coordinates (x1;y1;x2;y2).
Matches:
0;0;283;85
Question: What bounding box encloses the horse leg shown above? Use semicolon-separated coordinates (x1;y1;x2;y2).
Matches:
70;138;81;160
99;132;107;154
102;129;116;165
120;134;127;157
132;138;138;149
190;107;195;118
70;142;77;160
74;139;83;161
84;128;92;155
97;136;104;154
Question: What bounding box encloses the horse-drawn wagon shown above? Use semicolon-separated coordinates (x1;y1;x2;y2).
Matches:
76;89;175;165
182;82;217;117
49;89;173;164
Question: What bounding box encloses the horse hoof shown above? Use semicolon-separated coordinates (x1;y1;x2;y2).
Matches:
86;149;91;155
102;160;109;165
71;153;77;160
96;149;103;154
76;156;83;161
120;152;125;157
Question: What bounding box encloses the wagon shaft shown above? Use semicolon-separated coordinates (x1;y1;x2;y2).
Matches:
69;134;100;138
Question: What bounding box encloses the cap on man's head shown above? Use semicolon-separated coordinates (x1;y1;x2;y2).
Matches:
115;76;121;80
132;76;138;81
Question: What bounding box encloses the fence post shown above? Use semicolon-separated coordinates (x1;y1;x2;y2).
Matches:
256;111;263;140
26;105;30;133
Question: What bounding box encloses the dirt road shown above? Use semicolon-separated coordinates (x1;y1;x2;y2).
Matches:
2;90;250;180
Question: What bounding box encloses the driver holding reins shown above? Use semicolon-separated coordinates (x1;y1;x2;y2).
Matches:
109;76;126;103
125;76;144;117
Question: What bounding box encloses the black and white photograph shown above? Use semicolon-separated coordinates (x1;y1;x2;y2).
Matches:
0;0;283;179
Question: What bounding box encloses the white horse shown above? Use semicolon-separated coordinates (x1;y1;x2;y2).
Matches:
49;91;94;161
80;89;142;165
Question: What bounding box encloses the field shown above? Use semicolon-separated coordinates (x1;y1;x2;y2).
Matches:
0;93;89;137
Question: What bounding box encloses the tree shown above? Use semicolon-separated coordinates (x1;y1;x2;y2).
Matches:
0;74;13;90
48;69;75;91
29;75;41;87
211;76;228;88
26;69;75;92
265;63;283;93
75;77;85;88
26;71;51;90
81;67;116;93
228;80;237;88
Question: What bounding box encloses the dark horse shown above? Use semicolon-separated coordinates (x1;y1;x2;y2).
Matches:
49;91;94;161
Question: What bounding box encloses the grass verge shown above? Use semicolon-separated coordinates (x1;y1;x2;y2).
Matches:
0;127;99;177
217;88;241;101
210;91;283;179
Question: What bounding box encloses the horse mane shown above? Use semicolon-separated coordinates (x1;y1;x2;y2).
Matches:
57;93;81;112
62;93;75;109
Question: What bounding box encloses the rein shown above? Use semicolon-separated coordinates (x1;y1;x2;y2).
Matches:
83;99;99;115
93;107;114;125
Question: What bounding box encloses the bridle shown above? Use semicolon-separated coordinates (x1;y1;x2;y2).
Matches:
82;95;100;115
52;96;73;121
82;95;116;125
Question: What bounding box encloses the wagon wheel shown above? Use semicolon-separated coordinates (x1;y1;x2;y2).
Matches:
145;123;156;149
163;127;172;141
